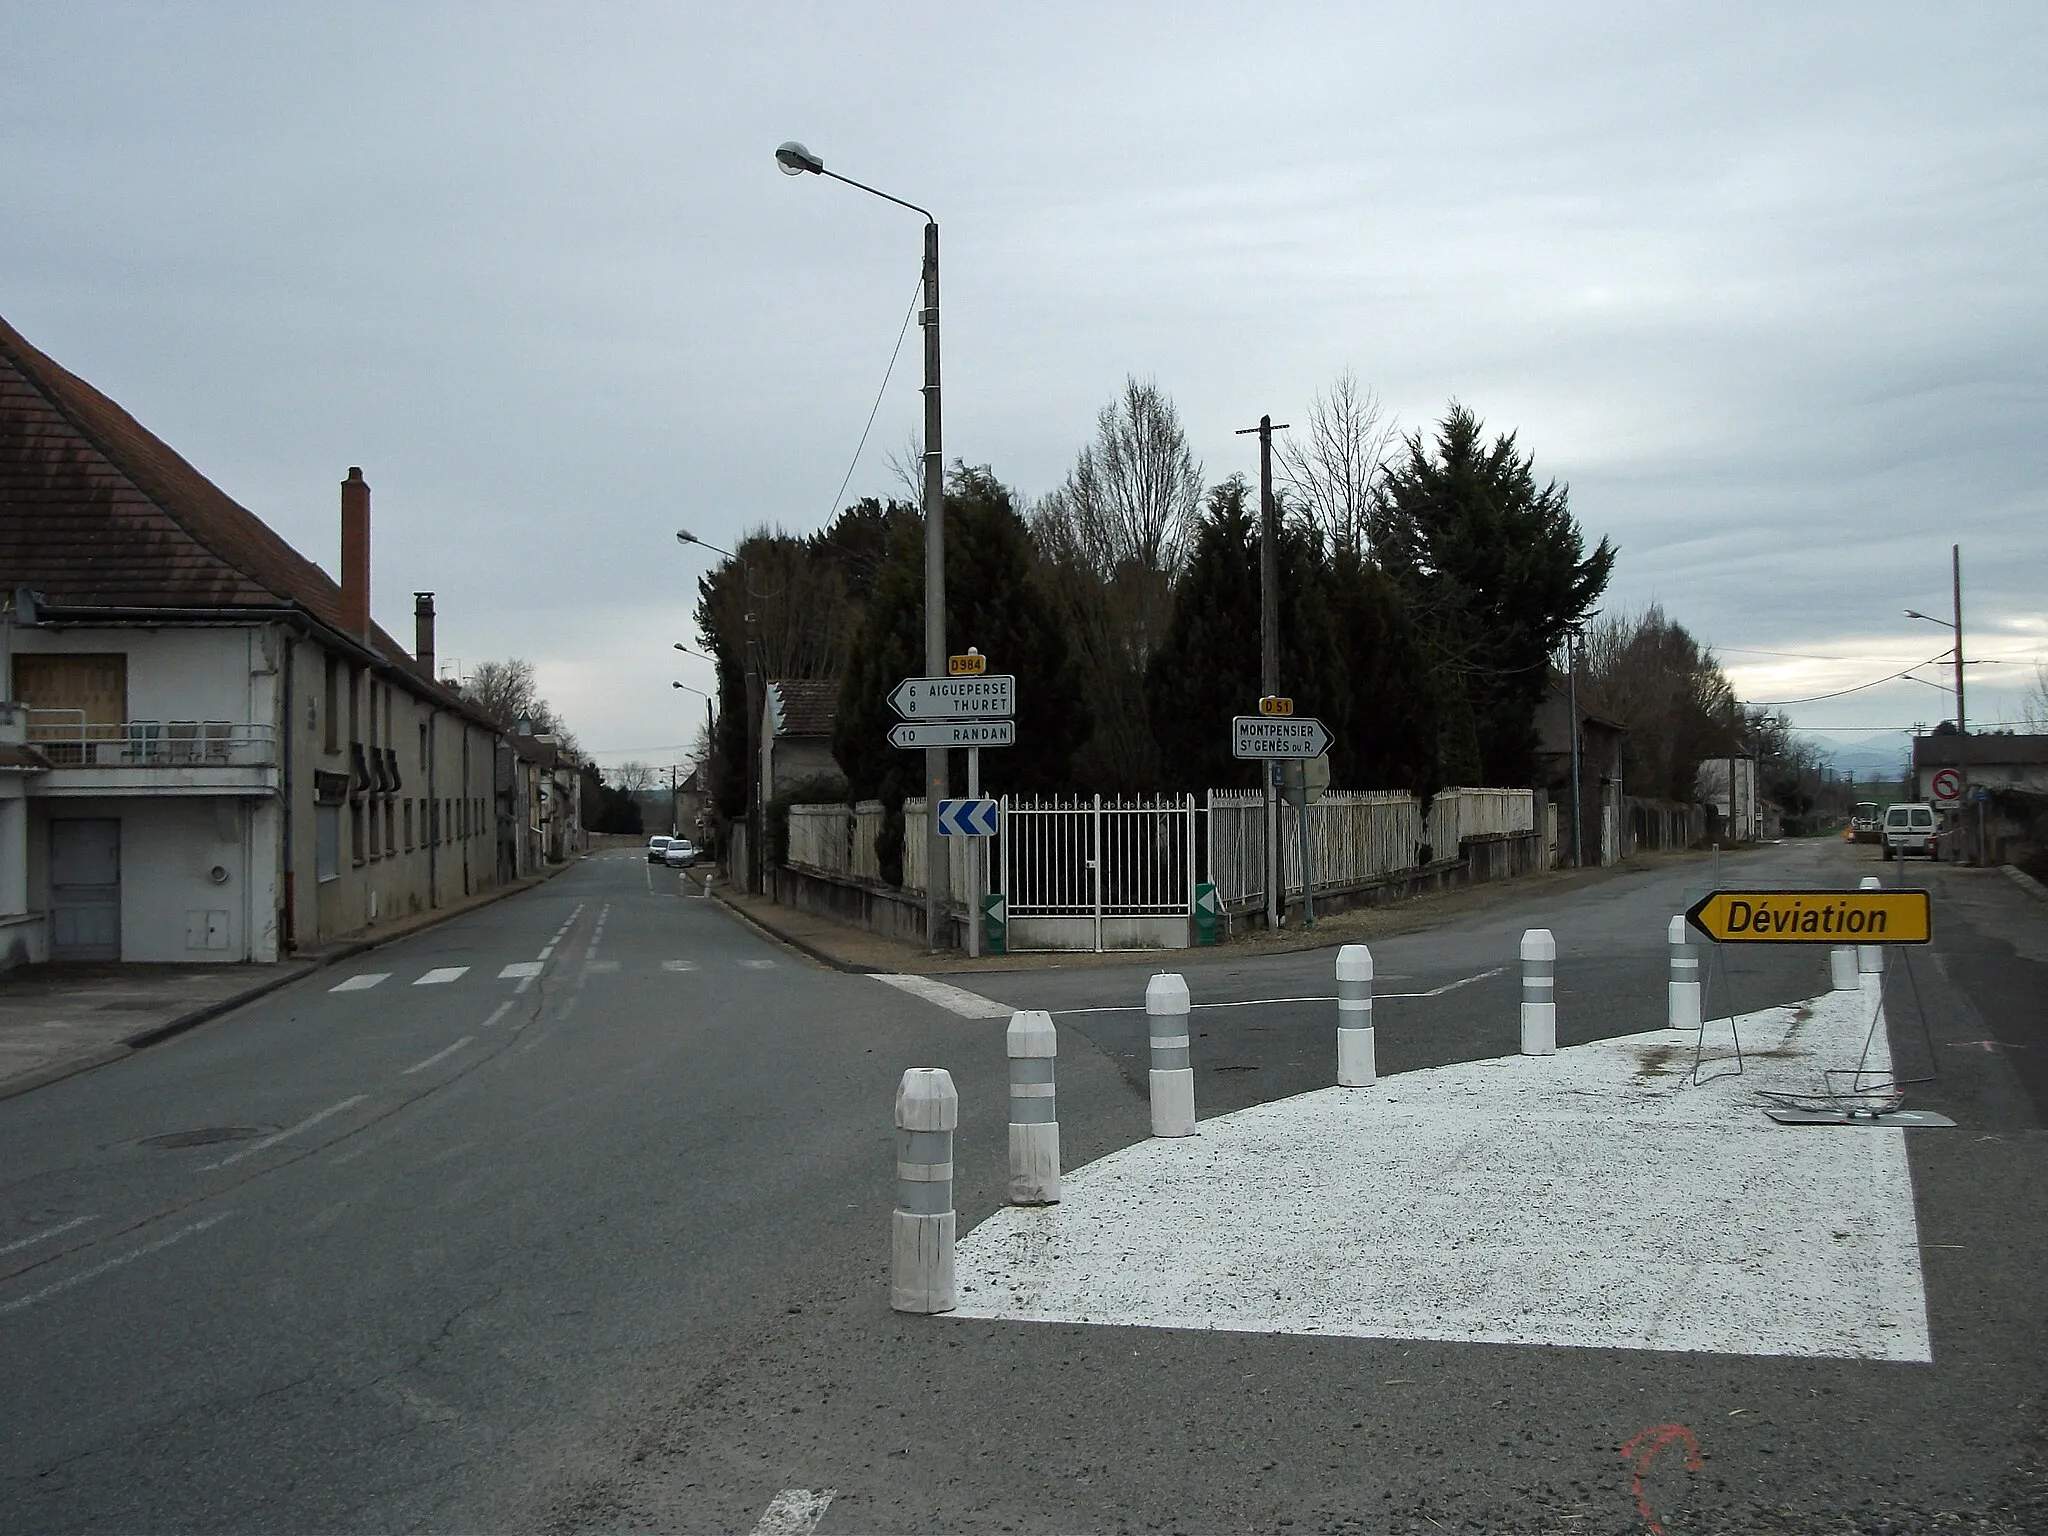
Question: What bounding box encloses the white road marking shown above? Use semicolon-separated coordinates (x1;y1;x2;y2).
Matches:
499;962;543;980
584;959;620;973
662;959;699;972
750;1488;836;1536
871;973;1010;1019
953;987;1931;1362
1047;968;1511;1016
413;967;470;986
515;975;537;995
0;1214;100;1257
537;946;555;961
480;1001;516;1029
401;1037;475;1075
209;1095;370;1169
0;1212;234;1316
330;973;389;993
740;958;777;970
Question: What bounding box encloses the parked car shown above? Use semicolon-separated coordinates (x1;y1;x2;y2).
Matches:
662;839;698;868
646;835;674;863
1881;803;1939;860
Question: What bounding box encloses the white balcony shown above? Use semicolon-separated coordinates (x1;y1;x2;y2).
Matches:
25;711;279;797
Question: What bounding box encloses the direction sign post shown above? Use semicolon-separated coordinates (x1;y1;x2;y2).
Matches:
887;719;1016;750
1231;716;1332;760
889;670;1018;958
1685;888;1931;945
889;675;1016;720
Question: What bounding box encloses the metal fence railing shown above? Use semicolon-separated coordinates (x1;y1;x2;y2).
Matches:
26;710;278;768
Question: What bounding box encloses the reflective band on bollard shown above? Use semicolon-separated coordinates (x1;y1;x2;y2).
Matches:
1146;972;1196;1137
1667;915;1702;1030
1336;943;1376;1087
1520;928;1557;1056
892;1068;957;1315
1006;1010;1061;1205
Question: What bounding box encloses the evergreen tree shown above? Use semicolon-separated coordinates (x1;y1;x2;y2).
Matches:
1373;402;1615;787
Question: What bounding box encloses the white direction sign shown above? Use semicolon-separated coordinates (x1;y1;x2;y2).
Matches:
888;719;1017;750
889;674;1016;720
1232;715;1331;760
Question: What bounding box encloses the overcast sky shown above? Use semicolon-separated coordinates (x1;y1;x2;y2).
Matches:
5;4;2042;770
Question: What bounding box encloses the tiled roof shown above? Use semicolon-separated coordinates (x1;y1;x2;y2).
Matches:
0;312;442;698
767;679;838;738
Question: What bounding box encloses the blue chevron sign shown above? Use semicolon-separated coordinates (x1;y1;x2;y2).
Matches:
937;798;1000;838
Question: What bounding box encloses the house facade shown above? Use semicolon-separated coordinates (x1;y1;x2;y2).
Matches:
1;312;507;968
1534;673;1627;866
759;679;841;802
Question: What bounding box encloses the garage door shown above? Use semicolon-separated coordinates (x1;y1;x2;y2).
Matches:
50;818;121;961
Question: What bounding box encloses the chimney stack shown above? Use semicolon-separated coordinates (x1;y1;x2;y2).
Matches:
414;592;436;678
341;467;371;639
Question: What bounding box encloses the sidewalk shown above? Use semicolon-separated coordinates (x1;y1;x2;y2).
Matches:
706;848;1712;977
0;860;574;1103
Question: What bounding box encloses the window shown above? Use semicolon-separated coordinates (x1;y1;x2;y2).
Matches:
13;653;127;763
384;799;396;856
316;805;340;882
404;799;414;851
348;665;361;748
350;801;365;866
419;722;429;772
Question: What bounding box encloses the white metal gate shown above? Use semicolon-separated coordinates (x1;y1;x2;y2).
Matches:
998;795;1196;951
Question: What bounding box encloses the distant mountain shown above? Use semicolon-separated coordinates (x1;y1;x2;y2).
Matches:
1804;732;1913;780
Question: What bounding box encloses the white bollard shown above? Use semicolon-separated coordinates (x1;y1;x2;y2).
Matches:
1829;943;1858;991
1146;972;1196;1136
891;1068;957;1315
1336;943;1377;1086
1856;875;1887;1031
1006;1011;1061;1205
1520;928;1557;1056
1667;916;1702;1030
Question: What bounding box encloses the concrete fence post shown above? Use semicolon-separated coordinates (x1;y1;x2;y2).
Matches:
1146;972;1196;1136
1667;915;1702;1030
1520;928;1557;1056
1336;943;1376;1086
1006;1010;1061;1205
891;1068;957;1315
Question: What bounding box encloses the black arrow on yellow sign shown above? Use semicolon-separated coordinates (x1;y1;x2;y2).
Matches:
1685;888;1931;945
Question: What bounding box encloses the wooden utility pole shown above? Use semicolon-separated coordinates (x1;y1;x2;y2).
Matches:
1235;414;1289;930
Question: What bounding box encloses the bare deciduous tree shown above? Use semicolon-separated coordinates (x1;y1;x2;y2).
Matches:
608;760;659;794
2023;659;2048;730
466;658;580;755
1034;377;1204;579
1277;370;1398;560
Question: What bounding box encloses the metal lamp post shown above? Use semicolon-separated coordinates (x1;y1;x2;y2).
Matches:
1906;543;1969;861
676;531;763;894
778;139;949;951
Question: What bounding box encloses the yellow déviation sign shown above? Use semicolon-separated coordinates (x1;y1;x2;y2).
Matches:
1685;889;1931;945
948;653;986;676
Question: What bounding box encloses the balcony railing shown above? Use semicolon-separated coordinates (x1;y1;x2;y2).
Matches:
25;710;278;768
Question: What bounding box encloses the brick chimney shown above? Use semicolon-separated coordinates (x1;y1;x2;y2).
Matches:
414;592;436;678
341;467;370;639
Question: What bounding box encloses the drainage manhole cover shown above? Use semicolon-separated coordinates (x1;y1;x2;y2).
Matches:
140;1126;268;1149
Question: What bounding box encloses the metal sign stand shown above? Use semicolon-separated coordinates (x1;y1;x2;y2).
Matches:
966;744;981;959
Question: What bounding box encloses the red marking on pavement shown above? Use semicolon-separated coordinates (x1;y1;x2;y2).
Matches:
1620;1424;1703;1535
1948;1040;2024;1052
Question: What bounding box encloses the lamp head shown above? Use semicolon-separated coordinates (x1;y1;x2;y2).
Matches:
776;140;824;176
676;529;698;545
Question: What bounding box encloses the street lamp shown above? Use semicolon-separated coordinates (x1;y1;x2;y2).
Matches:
1906;543;1970;860
675;529;764;894
777;138;949;952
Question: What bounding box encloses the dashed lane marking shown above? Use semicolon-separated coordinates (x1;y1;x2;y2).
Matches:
413;967;470;986
0;1212;234;1317
499;962;544;980
750;1489;836;1536
481;1001;516;1029
330;973;389;992
662;959;699;971
740;958;777;970
871;973;1011;1019
584;959;621;973
207;1095;369;1169
0;1214;100;1258
401;1037;475;1076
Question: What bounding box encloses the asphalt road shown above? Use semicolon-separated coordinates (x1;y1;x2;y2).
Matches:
1;839;2042;1533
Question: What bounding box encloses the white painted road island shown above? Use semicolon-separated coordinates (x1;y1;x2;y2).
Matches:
951;985;1932;1362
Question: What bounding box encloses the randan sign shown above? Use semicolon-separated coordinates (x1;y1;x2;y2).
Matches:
1685;889;1931;945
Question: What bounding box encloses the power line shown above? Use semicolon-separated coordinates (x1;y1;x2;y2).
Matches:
1744;651;1952;706
822;273;924;524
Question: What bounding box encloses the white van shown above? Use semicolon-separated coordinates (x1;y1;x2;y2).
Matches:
1881;803;1939;861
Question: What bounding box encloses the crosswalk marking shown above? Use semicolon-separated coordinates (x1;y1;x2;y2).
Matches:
662;959;699;972
871;973;1012;1019
584;959;620;973
323;958;760;991
740;958;777;970
498;962;543;980
413;967;470;986
330;973;389;993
